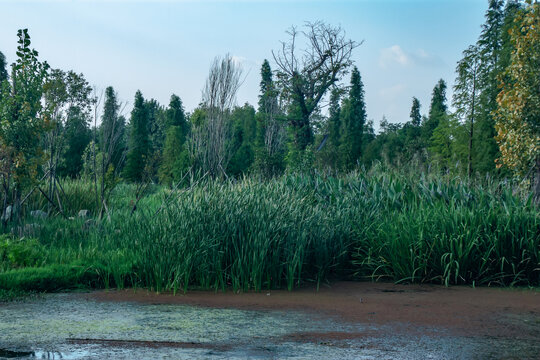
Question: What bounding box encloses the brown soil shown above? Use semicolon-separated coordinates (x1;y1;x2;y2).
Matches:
82;282;540;342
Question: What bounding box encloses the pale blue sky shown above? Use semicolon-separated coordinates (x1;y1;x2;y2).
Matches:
0;0;488;128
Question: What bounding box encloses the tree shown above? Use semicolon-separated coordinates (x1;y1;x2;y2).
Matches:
42;69;94;209
0;50;7;84
474;0;506;173
158;94;190;185
453;45;481;177
495;0;540;200
124;90;150;182
228;103;256;176
273;21;359;151
0;50;7;107
254;60;286;176
0;29;49;222
190;54;243;177
423;79;448;143
340;67;367;169
100;86;125;174
159;126;190;185
429;115;461;172
59;106;91;178
165;94;187;129
410;97;421;127
144;98;167;154
317;87;343;169
376;116;406;166
92;86;126;215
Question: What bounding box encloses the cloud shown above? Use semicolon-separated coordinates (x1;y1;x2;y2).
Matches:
379;45;409;68
230;55;248;65
379;46;444;69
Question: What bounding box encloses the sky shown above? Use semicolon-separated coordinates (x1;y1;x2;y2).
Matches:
0;0;489;129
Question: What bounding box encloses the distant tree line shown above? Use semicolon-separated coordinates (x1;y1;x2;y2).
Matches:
0;0;538;221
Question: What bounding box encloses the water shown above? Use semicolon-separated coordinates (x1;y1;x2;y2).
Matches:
0;293;537;359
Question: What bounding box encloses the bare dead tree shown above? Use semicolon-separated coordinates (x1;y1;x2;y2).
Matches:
272;21;360;150
190;54;243;178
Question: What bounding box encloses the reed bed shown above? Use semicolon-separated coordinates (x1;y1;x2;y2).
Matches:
1;170;538;294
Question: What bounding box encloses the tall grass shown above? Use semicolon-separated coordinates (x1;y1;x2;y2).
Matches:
1;169;538;294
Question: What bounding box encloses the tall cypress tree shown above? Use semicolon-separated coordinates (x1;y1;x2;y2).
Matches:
453;45;481;177
410;97;421;127
402;97;423;162
166;94;187;129
145;98;162;153
340;67;367;169
256;60;278;151
475;0;506;173
254;60;284;176
124;90;149;182
100;86;125;172
158;94;189;185
422;79;447;144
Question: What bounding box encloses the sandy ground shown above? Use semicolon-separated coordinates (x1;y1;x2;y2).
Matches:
84;281;540;341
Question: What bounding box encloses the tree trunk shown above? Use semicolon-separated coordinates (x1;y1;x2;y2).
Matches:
468;69;477;179
294;112;313;151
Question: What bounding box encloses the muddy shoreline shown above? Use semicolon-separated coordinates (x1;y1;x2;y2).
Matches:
1;283;539;359
83;281;540;340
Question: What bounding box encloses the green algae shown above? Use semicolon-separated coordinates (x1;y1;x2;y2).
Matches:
1;293;539;359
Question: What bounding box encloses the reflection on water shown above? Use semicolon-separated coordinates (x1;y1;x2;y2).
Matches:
0;348;34;358
33;351;90;359
0;293;538;359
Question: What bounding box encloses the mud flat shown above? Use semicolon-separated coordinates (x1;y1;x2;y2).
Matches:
1;282;539;359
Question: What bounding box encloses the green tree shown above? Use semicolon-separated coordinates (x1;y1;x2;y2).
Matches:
453;45;481;177
0;29;49;220
429;115;461;172
256;60;275;149
228;103;256;176
401;97;423;162
0;50;7;84
474;0;506;173
42;69;94;202
378;116;406;166
58;106;91;178
165;94;187;129
340;67;367;170
159;126;190;185
124;90;150;182
0;51;7;107
495;0;540;200
422;79;448;144
254;60;285;176
410;97;421;127
158;94;190;185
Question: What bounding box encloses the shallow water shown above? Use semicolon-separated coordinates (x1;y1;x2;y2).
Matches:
0;293;537;359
